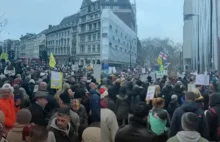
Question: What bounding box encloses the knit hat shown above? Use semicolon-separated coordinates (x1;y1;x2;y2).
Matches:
29;79;35;84
100;88;108;99
133;102;150;118
2;83;14;92
82;127;101;142
171;94;178;101
181;112;198;131
16;109;32;124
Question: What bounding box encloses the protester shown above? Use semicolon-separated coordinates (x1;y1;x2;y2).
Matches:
101;88;118;142
115;102;154;142
48;107;76;142
29;91;48;126
82;126;100;142
6;109;32;142
0;123;7;142
0;83;16;130
169;91;209;140
89;83;100;122
167;95;180;118
167;112;208;142
28;125;48;142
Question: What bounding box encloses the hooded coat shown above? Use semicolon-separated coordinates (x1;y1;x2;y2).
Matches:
206;93;220;141
167;100;180;118
169;102;209;140
116;94;129;120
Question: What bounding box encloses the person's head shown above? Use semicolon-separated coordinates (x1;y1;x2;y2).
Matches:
89;82;97;89
119;86;126;95
209;92;220;107
56;107;71;129
154;85;160;97
171;94;178;101
100;87;108;103
39;82;47;91
35;91;48;108
192;88;203;102
29;125;48;142
74;88;85;99
82;127;101;142
181;112;198;131
133;102;150;120
152;97;165;109
184;91;195;102
16;109;32;125
16;74;22;79
59;89;70;108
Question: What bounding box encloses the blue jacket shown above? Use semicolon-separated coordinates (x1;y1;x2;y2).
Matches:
90;89;100;122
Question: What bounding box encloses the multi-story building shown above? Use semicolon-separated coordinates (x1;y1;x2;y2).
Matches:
11;40;20;59
2;39;20;60
183;0;219;73
44;0;137;66
20;33;46;63
45;14;79;64
0;41;3;51
101;9;137;66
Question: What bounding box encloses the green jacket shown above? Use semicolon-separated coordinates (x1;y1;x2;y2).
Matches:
167;136;209;142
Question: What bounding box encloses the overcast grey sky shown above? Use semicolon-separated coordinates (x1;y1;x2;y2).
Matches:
0;0;183;43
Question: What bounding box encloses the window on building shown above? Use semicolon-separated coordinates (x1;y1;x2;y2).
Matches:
115;29;118;34
88;45;91;52
118;39;120;43
93;34;96;40
113;6;119;9
68;31;70;36
92;45;96;52
109;42;112;48
67;38;69;46
80;45;85;52
95;14;98;19
93;23;97;29
115;45;118;50
88;34;91;41
97;44;100;53
112;36;115;40
89;24;92;31
120;47;122;51
97;33;100;40
80;35;85;42
102;33;108;37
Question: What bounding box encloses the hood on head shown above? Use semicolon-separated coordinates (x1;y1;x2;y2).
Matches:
181;102;200;112
116;94;128;100
176;131;201;142
210;93;220;107
50;118;70;135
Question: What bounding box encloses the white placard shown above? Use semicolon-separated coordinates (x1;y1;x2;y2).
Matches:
93;64;101;82
188;84;196;91
156;70;168;78
51;71;61;80
146;86;156;100
112;67;116;73
195;74;210;86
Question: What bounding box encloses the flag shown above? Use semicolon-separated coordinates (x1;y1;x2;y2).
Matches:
159;52;167;60
0;52;8;61
160;65;164;71
49;53;56;68
157;56;163;65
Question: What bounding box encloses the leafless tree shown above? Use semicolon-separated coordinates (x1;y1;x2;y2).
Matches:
0;13;7;34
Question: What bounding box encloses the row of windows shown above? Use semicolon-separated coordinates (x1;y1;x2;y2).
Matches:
80;45;100;53
80;33;100;42
109;42;136;56
80;22;101;33
81;13;100;23
47;31;70;39
48;48;70;55
109;25;135;42
47;38;70;47
105;0;118;2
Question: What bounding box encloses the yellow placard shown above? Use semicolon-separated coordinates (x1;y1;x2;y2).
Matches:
51;71;63;89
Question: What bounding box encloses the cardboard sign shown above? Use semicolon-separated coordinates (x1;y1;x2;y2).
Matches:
146;86;156;100
195;74;210;86
156;70;167;78
51;71;63;89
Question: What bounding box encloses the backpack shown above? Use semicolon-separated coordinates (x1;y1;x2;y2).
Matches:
208;107;220;139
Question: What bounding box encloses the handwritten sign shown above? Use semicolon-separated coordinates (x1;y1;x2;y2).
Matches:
51;71;63;89
156;70;167;78
146;86;156;100
188;84;196;91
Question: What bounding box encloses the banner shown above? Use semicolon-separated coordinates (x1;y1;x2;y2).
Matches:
50;71;63;89
195;74;210;86
49;53;56;68
156;70;167;78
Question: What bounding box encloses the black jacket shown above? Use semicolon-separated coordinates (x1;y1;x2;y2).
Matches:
29;102;48;126
115;116;154;142
169;102;209;140
167;100;180;118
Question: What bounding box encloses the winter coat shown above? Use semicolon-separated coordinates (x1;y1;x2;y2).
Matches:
101;108;119;142
6;124;26;142
115;116;154;142
169;102;209;140
90;89;100;122
0;92;16;130
107;97;116;114
116;94;129;120
161;85;173;109
76;104;88;126
4;67;15;77
48;118;76;142
167;100;180;118
205;93;220;141
167;131;208;142
29;102;48;127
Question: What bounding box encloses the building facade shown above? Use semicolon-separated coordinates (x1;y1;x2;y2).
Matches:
183;0;218;73
101;9;137;65
2;39;20;60
44;0;137;66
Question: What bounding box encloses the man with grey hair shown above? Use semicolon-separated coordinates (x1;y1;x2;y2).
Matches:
169;92;209;140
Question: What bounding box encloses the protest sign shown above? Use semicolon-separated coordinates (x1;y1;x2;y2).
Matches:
188;83;196;91
146;85;156;100
51;71;63;89
195;74;209;86
156;70;167;78
94;64;101;82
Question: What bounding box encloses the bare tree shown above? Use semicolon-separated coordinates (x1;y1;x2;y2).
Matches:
0;13;7;34
141;37;182;68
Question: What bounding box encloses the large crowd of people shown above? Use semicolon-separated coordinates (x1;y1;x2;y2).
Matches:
0;60;219;142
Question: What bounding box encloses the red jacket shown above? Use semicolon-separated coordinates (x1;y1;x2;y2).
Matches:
0;93;16;130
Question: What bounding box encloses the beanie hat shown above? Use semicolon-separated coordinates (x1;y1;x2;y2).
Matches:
133;102;150;118
16;109;32;124
82;127;101;142
171;94;178;101
100;88;108;99
59;90;70;104
181;112;198;131
2;83;14;93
